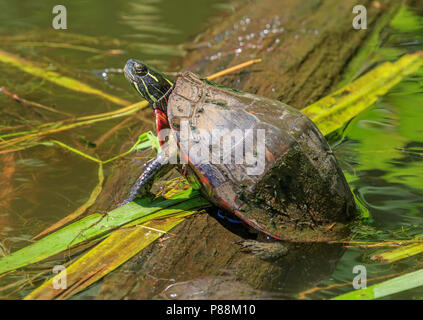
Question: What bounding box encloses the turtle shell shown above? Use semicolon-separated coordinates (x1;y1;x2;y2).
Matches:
166;71;355;241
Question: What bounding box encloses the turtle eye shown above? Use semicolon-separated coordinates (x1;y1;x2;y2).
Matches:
133;64;148;76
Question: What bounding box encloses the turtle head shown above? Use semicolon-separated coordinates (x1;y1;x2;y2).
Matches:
124;59;173;112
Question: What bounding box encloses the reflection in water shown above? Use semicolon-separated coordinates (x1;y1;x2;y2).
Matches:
358;185;421;212
160;276;280;300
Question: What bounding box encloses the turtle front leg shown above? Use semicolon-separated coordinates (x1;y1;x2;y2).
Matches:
116;149;169;207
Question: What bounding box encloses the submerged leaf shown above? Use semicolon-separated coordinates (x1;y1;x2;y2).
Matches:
0;49;129;106
303;52;423;136
0;188;209;276
371;239;423;263
134;131;161;153
24;217;190;300
333;268;423;300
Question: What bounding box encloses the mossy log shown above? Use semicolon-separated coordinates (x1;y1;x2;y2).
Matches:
93;0;401;299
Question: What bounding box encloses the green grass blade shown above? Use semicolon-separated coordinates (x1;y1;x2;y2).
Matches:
333;269;423;300
0;49;129;106
371;241;423;263
303;52;423;135
24;216;192;300
0;188;208;276
103;131;161;164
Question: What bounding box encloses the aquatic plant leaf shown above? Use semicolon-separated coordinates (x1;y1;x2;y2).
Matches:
333;268;423;300
24;216;193;300
337;2;403;88
0;188;209;276
390;6;423;33
371;240;423;263
0;102;148;153
134;131;161;153
11;42;105;54
303;52;423;136
0;49;129;106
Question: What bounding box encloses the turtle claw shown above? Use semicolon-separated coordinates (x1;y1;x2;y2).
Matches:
237;239;288;261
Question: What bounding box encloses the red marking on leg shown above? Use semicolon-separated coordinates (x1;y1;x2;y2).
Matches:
201;176;210;185
155;109;170;146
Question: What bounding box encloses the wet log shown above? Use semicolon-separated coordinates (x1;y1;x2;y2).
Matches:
94;0;401;299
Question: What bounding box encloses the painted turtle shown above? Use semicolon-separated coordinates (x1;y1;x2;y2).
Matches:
119;59;356;241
